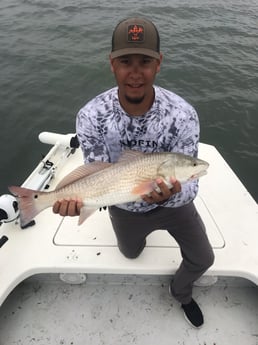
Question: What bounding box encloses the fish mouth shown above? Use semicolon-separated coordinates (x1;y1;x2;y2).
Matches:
189;170;207;180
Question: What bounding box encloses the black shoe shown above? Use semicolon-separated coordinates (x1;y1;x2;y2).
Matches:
181;299;204;328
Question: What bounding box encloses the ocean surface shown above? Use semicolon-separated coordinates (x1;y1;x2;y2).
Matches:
0;0;258;201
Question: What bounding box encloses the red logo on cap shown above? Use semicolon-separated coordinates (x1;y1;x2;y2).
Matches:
128;25;144;42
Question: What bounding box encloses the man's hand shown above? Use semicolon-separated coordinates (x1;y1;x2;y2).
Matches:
141;177;181;204
53;199;83;217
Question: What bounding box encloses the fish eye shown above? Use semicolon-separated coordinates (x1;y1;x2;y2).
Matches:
34;194;38;199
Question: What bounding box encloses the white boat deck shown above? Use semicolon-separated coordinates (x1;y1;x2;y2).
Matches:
0;136;257;344
0;274;257;345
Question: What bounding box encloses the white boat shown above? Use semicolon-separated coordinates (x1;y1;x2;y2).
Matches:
0;132;257;345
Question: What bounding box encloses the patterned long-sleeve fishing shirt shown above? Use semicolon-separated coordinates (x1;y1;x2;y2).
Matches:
76;85;200;212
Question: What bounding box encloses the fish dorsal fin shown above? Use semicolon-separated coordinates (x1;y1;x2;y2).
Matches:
117;150;144;163
55;162;112;189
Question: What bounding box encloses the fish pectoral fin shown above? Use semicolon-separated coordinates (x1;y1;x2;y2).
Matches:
131;180;156;195
56;162;112;189
78;206;97;225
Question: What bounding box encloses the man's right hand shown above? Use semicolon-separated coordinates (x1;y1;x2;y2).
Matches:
53;199;83;217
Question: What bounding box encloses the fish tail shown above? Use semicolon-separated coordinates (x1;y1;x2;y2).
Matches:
8;186;51;227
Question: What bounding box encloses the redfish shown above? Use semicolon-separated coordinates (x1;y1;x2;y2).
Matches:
9;150;209;226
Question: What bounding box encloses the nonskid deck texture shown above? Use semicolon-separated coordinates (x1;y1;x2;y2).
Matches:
0;275;257;345
0;137;257;311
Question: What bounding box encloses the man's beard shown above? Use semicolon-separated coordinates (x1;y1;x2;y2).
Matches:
125;94;145;104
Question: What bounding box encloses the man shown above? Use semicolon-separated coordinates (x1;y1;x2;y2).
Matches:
53;17;214;328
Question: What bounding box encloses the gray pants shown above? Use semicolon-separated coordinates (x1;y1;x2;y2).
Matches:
108;202;215;304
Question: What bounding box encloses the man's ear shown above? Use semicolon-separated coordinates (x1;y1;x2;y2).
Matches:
156;53;163;73
109;55;115;73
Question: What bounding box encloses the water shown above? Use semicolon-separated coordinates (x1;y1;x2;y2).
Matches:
1;0;258;201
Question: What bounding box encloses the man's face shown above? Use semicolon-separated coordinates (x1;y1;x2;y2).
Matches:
110;54;162;106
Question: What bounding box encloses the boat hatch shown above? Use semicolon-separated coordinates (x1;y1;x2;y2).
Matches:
53;195;225;249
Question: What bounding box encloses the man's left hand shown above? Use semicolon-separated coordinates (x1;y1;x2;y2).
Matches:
141;177;181;204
